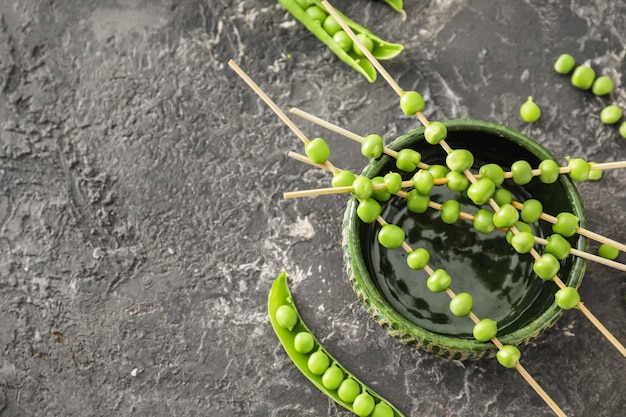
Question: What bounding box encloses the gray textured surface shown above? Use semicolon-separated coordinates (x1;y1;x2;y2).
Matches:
0;0;625;416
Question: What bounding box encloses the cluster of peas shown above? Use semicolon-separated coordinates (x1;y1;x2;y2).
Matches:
300;90;619;366
274;301;398;417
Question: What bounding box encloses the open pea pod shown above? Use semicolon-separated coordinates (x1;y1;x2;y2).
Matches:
268;272;406;417
278;0;404;82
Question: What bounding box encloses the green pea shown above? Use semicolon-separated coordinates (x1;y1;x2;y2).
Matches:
440;199;461;224
305;5;327;23
473;318;498;342
428;164;448;179
294;0;311;8
506;221;533;244
338;378;361;403
592;75;614;96
446;149;474;172
473;209;495;234
395;148;421;172
294;332;315;354
378;224;405;249
449;292;473;317
400;91;425;115
496;345;521;368
620;121;626;139
510;231;535;254
446;171;470;192
568;158;590;182
322;15;342;36
412;169;434;195
538;159;560;184
545;234;571;260
353;392;376;417
598;243;619;260
587;163;603;180
276;305;298;331
371;402;394;417
357;198;381;224
600;105;623;125
308;350;330;375
555;287;580;310
353;33;374;56
424;121;447;145
305;137;331;164
352;176;374;200
479;163;505;186
333;30;353;52
533;253;560;280
554;53;575;74
426;269;452;293
467;178;496;205
361;134;384;159
493;203;519;229
520;199;543;223
511;160;533;185
571;65;595;90
371;177;392;202
520;96;541;123
384;172;403;194
406;189;430;213
492;188;513;206
407;248;430;270
322;365;344;390
553;212;579;237
332;170;356;188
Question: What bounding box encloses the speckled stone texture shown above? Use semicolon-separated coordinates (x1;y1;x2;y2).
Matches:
0;0;624;416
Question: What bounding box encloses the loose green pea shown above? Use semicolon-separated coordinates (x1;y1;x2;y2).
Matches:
322;15;342;36
378;224;405;249
620;121;626;139
400;91;425;115
511;160;533;185
533;253;560;280
571;65;595;90
406;189;430;213
412;169;434;195
308;350;330;375
371;402;394;417
496;345;521;368
538;159;560;184
371;177;391;202
440;199;461;224
600;105;623;125
275;305;298;331
333;31;353;52
506;221;533;244
294;332;315;354
587;163;603;180
353;33;374;56
426;269;452;293
473;318;498;342
357;198;382;224
305;5;327;23
332;170;356;188
305;137;331;164
352;176;374;200
553;212;579;237
520;199;543;223
554;53;575;74
383;172;403;194
479;163;505;186
555;287;580;310
493;203;519;229
467;178;496;205
395;148;421;172
510;231;535;254
361;134;384;159
446;171;470;192
493;188;513;206
424;121;447;144
545;234;571;260
428;164;448;179
473;209;495;234
322;365;344;390
337;378;361;403
449;292;473;317
446;149;474;172
592;75;614;96
568;158;590;182
353;393;376;417
598;243;620;260
520;96;541;123
407;248;430;270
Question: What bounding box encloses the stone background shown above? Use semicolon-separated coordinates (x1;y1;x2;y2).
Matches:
0;0;624;416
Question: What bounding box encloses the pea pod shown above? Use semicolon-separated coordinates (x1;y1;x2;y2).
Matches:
278;0;404;82
380;0;404;13
268;272;406;417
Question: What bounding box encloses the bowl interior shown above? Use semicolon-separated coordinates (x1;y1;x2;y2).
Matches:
347;120;586;348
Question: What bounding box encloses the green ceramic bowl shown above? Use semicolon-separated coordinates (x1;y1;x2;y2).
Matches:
342;119;588;360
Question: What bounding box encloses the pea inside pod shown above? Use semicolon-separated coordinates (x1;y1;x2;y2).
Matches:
269;272;406;417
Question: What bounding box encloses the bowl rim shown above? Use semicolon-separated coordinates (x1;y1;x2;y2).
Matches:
341;119;588;360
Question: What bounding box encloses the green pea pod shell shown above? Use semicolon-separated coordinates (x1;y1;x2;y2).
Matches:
380;0;404;13
278;0;404;82
268;272;406;417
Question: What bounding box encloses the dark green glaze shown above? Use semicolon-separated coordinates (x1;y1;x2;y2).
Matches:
268;272;406;416
342;119;588;360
